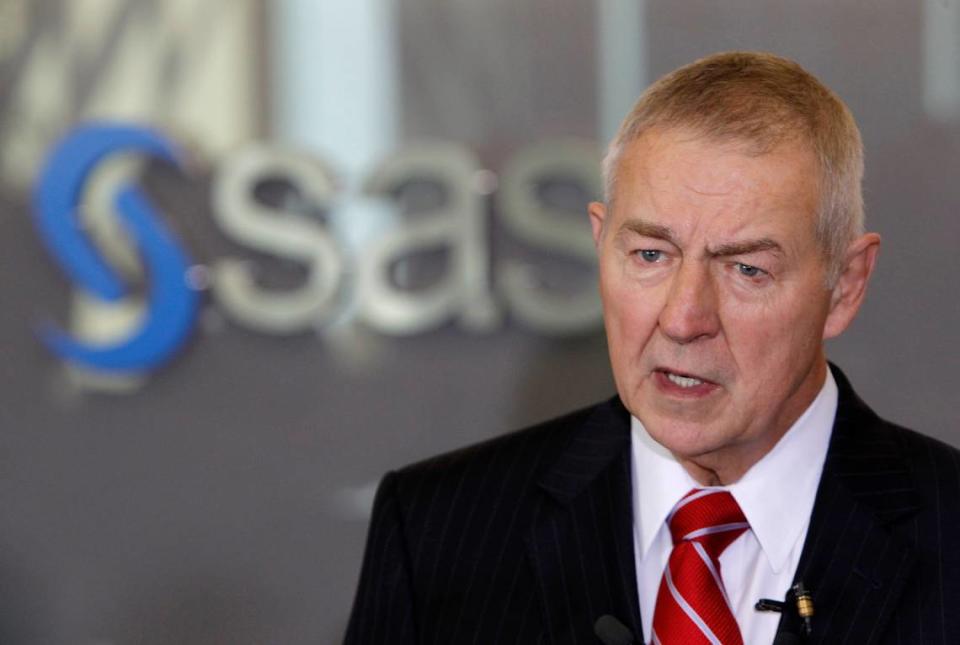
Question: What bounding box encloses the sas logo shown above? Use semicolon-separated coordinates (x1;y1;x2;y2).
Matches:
31;122;603;390
31;123;200;376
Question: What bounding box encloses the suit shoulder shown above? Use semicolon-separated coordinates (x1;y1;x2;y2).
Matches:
832;365;960;474
385;400;609;505
850;412;960;513
884;420;960;486
886;420;960;455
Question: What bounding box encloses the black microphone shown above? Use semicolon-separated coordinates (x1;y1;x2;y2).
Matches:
772;631;804;645
593;615;636;645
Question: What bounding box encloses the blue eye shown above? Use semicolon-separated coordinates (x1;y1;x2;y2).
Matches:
638;250;662;263
736;263;763;277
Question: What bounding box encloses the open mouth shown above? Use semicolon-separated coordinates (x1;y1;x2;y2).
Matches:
665;372;704;388
655;368;717;390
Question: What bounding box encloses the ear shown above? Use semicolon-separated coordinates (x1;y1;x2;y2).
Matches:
588;201;607;249
823;232;881;339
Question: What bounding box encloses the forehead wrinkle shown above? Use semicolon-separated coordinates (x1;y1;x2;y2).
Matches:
681;175;738;198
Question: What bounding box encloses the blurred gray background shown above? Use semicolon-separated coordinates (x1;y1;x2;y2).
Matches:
0;1;957;643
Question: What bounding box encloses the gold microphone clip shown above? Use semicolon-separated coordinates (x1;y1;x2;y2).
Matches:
791;581;814;636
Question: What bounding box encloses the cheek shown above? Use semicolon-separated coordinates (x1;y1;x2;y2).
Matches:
602;278;660;339
600;272;662;369
721;295;826;376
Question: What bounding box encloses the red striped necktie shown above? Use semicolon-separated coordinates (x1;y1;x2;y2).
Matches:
651;489;750;645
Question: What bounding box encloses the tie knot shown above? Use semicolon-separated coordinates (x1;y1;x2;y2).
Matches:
667;489;749;557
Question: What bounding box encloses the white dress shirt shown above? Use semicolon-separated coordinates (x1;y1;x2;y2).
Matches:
630;370;838;645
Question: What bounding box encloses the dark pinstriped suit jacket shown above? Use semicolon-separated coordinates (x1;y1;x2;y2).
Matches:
345;366;960;644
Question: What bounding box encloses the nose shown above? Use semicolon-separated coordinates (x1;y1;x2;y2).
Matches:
658;261;721;344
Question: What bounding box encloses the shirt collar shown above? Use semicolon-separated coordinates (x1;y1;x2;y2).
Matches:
631;369;838;573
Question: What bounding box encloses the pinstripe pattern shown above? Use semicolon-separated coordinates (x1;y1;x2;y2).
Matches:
345;366;960;644
775;367;960;644
345;400;640;644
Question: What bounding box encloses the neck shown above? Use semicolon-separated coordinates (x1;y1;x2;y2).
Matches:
680;462;726;486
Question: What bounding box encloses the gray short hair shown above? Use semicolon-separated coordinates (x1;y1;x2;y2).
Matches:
602;51;864;286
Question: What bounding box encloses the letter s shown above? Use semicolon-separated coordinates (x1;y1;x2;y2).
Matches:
31;122;200;373
498;139;603;335
210;144;344;334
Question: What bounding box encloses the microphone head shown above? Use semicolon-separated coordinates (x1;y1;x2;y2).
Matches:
593;614;636;645
772;631;804;645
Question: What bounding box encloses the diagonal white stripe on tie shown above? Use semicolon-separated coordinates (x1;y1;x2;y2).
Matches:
692;540;734;608
683;522;751;541
664;559;723;645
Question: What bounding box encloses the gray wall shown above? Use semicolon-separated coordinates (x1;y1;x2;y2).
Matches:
0;1;957;643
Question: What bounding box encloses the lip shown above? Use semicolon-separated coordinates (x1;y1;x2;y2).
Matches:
652;367;721;398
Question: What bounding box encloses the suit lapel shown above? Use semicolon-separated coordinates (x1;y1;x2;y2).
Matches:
778;366;921;644
526;397;643;645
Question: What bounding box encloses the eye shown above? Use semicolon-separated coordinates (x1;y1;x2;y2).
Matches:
735;262;765;278
637;249;663;263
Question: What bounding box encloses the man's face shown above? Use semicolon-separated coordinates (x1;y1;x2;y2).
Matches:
590;128;838;482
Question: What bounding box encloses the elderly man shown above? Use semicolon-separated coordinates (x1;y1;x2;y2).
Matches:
345;52;960;644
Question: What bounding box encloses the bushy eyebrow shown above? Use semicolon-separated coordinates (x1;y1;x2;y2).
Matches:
617;219;679;245
617;218;784;257
707;238;784;258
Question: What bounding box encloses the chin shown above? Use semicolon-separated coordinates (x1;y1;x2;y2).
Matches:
643;417;727;459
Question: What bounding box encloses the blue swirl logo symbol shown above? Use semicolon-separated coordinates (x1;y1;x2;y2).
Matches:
31;122;200;373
